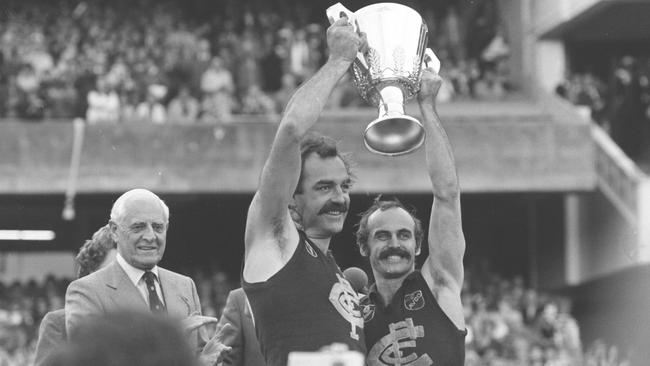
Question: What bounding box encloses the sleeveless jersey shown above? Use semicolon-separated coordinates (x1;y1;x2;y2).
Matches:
242;231;366;366
361;271;466;366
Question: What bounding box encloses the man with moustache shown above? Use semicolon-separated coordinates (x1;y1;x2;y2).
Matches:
64;189;225;364
356;68;467;366
242;17;367;366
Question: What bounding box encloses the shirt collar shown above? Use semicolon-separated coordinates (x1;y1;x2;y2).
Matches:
116;252;160;286
367;271;420;303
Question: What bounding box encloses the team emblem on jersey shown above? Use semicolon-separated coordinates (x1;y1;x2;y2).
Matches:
362;303;375;322
304;242;318;257
367;318;433;366
329;274;364;340
404;290;425;311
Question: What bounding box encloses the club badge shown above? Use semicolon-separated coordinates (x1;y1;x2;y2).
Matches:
404;290;425;311
362;303;376;322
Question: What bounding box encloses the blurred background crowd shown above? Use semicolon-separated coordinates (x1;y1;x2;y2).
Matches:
0;264;236;366
556;55;650;161
0;0;511;124
0;264;631;366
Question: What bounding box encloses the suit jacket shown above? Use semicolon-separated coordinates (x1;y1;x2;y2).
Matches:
64;261;202;349
34;309;66;366
218;288;266;366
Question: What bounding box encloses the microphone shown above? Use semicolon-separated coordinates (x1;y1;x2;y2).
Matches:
343;267;369;295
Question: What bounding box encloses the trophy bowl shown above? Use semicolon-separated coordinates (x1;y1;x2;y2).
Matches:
329;2;429;156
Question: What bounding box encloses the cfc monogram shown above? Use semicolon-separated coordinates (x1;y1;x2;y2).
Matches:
367;318;433;366
329;274;364;340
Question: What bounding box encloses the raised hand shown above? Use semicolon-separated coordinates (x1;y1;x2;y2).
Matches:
417;68;443;105
326;17;363;63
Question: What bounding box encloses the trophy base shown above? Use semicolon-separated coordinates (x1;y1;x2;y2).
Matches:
363;114;425;156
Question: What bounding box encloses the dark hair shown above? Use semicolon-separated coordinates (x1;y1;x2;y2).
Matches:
355;196;424;255
295;133;355;194
44;311;198;366
75;225;116;278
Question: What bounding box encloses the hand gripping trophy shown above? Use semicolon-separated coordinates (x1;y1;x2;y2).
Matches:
327;2;440;156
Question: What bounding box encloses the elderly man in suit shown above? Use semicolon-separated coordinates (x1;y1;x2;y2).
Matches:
64;189;220;360
34;225;117;366
217;288;265;366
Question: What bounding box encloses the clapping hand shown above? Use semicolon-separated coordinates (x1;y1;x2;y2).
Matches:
199;322;233;366
182;311;219;334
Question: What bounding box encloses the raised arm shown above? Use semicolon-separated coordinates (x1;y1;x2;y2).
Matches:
244;19;363;273
417;69;466;329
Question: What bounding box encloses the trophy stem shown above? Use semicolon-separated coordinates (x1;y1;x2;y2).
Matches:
377;86;405;117
364;85;426;156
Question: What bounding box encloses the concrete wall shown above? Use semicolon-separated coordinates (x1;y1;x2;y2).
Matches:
565;191;639;284
0;252;76;282
571;264;650;351
0;103;595;194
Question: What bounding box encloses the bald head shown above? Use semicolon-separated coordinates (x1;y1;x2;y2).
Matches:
110;189;169;225
109;189;169;270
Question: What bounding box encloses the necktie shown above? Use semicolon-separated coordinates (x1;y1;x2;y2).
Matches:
143;271;166;313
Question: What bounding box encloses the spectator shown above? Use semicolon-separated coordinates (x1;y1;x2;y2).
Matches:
15;64;40;95
273;73;297;113
119;88;140;122
233;30;262;99
259;40;284;93
610;56;645;159
167;86;200;123
86;77;120;123
135;84;168;124
521;289;539;325
16;89;46;121
43;78;77;119
240;84;276;116
200;56;234;122
554;298;582;364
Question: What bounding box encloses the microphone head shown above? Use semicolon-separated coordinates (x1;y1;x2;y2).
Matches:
343;267;369;293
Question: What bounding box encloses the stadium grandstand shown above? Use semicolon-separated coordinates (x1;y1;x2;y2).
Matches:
1;0;649;365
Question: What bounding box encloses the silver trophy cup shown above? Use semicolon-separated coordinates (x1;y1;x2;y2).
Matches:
327;2;433;156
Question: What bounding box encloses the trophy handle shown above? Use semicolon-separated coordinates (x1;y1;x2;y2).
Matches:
326;3;367;67
326;3;357;31
423;48;441;74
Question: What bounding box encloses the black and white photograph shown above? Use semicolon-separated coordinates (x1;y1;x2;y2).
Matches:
0;0;649;365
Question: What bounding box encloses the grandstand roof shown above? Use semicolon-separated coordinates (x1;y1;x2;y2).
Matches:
541;0;650;41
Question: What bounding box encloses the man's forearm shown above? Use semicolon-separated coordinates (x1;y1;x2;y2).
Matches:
420;102;460;198
280;58;352;138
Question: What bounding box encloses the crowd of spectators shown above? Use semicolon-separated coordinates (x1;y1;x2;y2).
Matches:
0;0;511;124
462;269;585;366
0;275;67;366
0;263;633;366
556;56;650;160
0;264;237;366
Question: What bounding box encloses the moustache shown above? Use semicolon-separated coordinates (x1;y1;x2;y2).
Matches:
318;201;349;215
378;247;412;260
